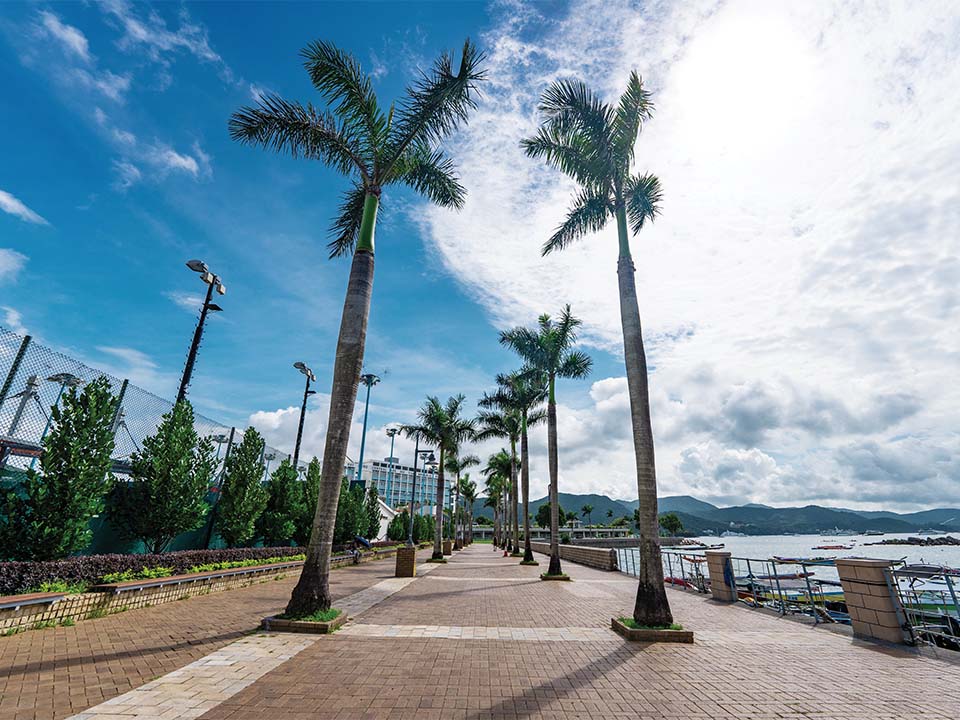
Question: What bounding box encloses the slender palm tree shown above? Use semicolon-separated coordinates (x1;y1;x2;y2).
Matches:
482;450;512;549
230;41;483;616
521;73;671;623
480;372;546;563
581;504;593;527
476;409;522;554
483;473;505;546
446;452;479;548
459;475;477;544
401;395;475;560
501;306;591;577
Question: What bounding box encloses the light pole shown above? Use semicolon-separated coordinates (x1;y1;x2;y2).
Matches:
263;452;276;480
354;373;380;489
292;361;316;470
385;427;398;507
407;441;435;547
27;373;83;469
177;260;225;404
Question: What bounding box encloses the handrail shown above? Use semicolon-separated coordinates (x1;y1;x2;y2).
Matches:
0;591;66;611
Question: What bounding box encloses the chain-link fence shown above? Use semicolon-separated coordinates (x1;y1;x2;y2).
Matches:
0;326;287;481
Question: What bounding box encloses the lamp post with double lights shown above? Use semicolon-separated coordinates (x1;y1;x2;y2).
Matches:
27;373;84;470
292;362;316;470
177;260;225;404
354;373;380;489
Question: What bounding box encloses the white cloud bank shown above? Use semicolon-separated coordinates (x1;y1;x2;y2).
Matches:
0;191;49;226
410;0;960;510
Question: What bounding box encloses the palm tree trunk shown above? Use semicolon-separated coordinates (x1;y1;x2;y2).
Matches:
285;241;376;617
509;437;520;554
453;470;462;549
521;416;534;562
616;206;672;626
546;376;562;576
433;448;445;559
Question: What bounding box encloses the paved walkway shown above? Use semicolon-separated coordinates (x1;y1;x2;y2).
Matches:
6;544;960;719
0;549;434;720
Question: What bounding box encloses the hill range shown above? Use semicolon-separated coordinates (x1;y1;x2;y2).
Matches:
471;493;960;536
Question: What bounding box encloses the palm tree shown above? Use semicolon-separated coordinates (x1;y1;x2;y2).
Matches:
521;73;671;623
581;504;593;527
459;474;477;544
482;450;512;549
476;409;521;553
606;508;614;525
480;372;546;563
445;452;479;548
501;306;591;577
483;472;505;546
229;41;484;616
401;395;475;560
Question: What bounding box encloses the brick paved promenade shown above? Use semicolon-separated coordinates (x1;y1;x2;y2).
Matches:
4;544;960;719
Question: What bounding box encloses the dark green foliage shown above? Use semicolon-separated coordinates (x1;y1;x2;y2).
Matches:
292;458;320;546
261;459;303;546
535;502;570;529
363;486;381;539
332;480;369;546
0;377;117;561
658;511;684;536
216;428;268;548
475;515;492;526
388;512;435;544
386;511;408;542
107;401;216;555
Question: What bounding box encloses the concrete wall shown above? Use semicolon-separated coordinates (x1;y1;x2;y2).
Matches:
835;558;908;645
705;551;737;602
530;542;618;571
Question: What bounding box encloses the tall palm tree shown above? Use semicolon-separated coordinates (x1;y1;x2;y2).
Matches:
480;372;546;563
581;504;593;527
476;409;521;554
459;475;477;544
483;472;505;546
230;41;484;616
521;73;671;623
501;306;591;577
482;450;512;549
401;395;475;560
446;452;479;548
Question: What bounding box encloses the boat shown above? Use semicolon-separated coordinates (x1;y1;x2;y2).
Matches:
681;555;707;563
771;555;836;565
863;530;884;536
813;544;853;550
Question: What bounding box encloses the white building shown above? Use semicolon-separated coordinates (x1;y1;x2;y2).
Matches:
345;457;451;516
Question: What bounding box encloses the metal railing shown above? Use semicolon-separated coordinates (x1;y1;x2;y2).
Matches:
0;326;287;481
892;565;960;651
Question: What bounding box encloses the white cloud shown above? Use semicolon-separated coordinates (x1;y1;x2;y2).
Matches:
0;249;28;283
413;0;960;510
0;190;49;226
39;10;90;62
1;306;28;336
248;83;270;102
163;290;204;313
111;160;142;190
93;345;177;396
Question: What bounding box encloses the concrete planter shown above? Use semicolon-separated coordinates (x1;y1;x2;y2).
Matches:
611;618;693;643
540;573;572;581
262;612;346;634
395;546;417;578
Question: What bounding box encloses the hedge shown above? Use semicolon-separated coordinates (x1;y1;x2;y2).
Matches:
0;546;305;596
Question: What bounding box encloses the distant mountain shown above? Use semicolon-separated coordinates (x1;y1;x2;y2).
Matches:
470;492;960;535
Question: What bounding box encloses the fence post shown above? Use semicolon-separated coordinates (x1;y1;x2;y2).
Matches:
835;558;909;644
0;334;31;409
110;379;129;434
202;427;236;549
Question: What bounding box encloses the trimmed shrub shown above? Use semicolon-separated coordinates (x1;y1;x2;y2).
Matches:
0;546;305;595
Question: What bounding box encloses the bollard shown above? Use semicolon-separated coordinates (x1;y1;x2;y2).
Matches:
705;551;737;602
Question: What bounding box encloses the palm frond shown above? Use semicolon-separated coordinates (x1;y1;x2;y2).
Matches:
526;408;548;427
625;172;663;234
557;349;593;380
556;304;583;345
384;38;485;172
520;125;603;187
326;182;368;258
612;71;653;168
538;79;613;147
389;142;466;209
542;185;612;255
228;94;369;181
499;326;547;368
300;40;386;157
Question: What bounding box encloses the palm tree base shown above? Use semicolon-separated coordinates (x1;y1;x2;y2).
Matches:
540;573;571;581
510;552;523;557
426;557;448;564
519;560;539;566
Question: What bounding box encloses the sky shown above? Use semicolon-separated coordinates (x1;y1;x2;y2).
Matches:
1;0;957;512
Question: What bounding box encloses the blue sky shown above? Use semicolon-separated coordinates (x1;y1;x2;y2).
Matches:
2;1;958;510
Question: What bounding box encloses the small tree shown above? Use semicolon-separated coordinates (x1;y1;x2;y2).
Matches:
658;512;684;537
332;480;368;547
107;401;216;554
0;377;117;561
387;510;408;542
216;428;268;547
606;509;614;524
292;458;320;546
261;459;302;546
363;486;381;540
581;504;593;526
535;502;552;529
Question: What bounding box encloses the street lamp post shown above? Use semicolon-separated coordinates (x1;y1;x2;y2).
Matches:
385;427;398;507
354;373;380;489
177;260;225;404
292;362;316;469
28;373;83;469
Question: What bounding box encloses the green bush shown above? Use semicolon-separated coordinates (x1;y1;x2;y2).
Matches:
216;428;268;547
260;459;302;546
560;532;571;544
101;566;173;583
292;458;320;546
0;377;117;561
188;554;304;573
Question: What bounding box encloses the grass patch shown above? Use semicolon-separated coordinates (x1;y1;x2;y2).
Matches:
59;617;75;627
102;566;173;583
30;580;90;594
277;608;342;623
187;554;305;574
2;626;24;636
519;560;540;566
85;608;108;620
617;617;683;631
31;620;57;631
540;573;571;581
